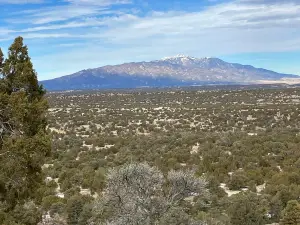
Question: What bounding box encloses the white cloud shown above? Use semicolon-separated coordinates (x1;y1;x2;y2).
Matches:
0;0;43;4
22;32;74;38
1;0;300;79
5;0;131;25
0;28;14;35
16;5;106;24
72;2;300;44
5;1;300;45
10;1;299;39
65;0;131;6
239;0;300;5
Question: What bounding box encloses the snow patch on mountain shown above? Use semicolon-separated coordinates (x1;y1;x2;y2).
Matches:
40;55;300;91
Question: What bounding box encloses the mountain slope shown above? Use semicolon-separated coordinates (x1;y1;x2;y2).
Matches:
41;55;299;90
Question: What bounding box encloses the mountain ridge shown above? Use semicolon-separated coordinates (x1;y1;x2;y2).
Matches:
41;55;299;90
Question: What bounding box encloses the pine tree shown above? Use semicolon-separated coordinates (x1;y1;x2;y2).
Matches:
280;200;300;225
66;196;85;225
228;192;268;225
0;48;3;68
0;37;50;222
0;48;5;92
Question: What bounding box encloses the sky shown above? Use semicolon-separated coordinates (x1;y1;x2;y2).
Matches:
0;0;300;80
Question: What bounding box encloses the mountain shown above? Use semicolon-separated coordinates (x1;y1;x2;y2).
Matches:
41;55;299;90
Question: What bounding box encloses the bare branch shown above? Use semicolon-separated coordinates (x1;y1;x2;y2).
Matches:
92;163;208;225
166;169;208;205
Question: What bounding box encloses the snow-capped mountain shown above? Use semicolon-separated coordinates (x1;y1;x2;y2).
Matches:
161;55;221;67
41;55;299;90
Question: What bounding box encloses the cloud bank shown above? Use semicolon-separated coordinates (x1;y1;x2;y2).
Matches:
0;0;299;79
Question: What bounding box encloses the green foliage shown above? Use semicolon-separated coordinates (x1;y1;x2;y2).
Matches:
227;192;268;225
228;171;249;190
3;65;300;224
0;48;3;75
270;195;284;222
42;87;300;224
11;202;42;225
0;37;50;222
1;37;44;97
158;208;196;225
280;200;300;225
42;195;66;211
49;202;66;217
66;195;86;225
78;203;93;225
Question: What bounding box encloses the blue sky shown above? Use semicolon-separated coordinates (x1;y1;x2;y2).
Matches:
0;0;300;80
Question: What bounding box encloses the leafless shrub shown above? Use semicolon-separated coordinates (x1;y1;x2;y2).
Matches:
92;162;208;225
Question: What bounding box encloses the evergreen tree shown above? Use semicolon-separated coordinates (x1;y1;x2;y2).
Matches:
66;195;85;225
227;192;268;225
0;48;3;70
0;37;50;223
280;200;300;225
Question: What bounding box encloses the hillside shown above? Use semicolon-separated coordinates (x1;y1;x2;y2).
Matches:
45;87;300;224
41;55;299;90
